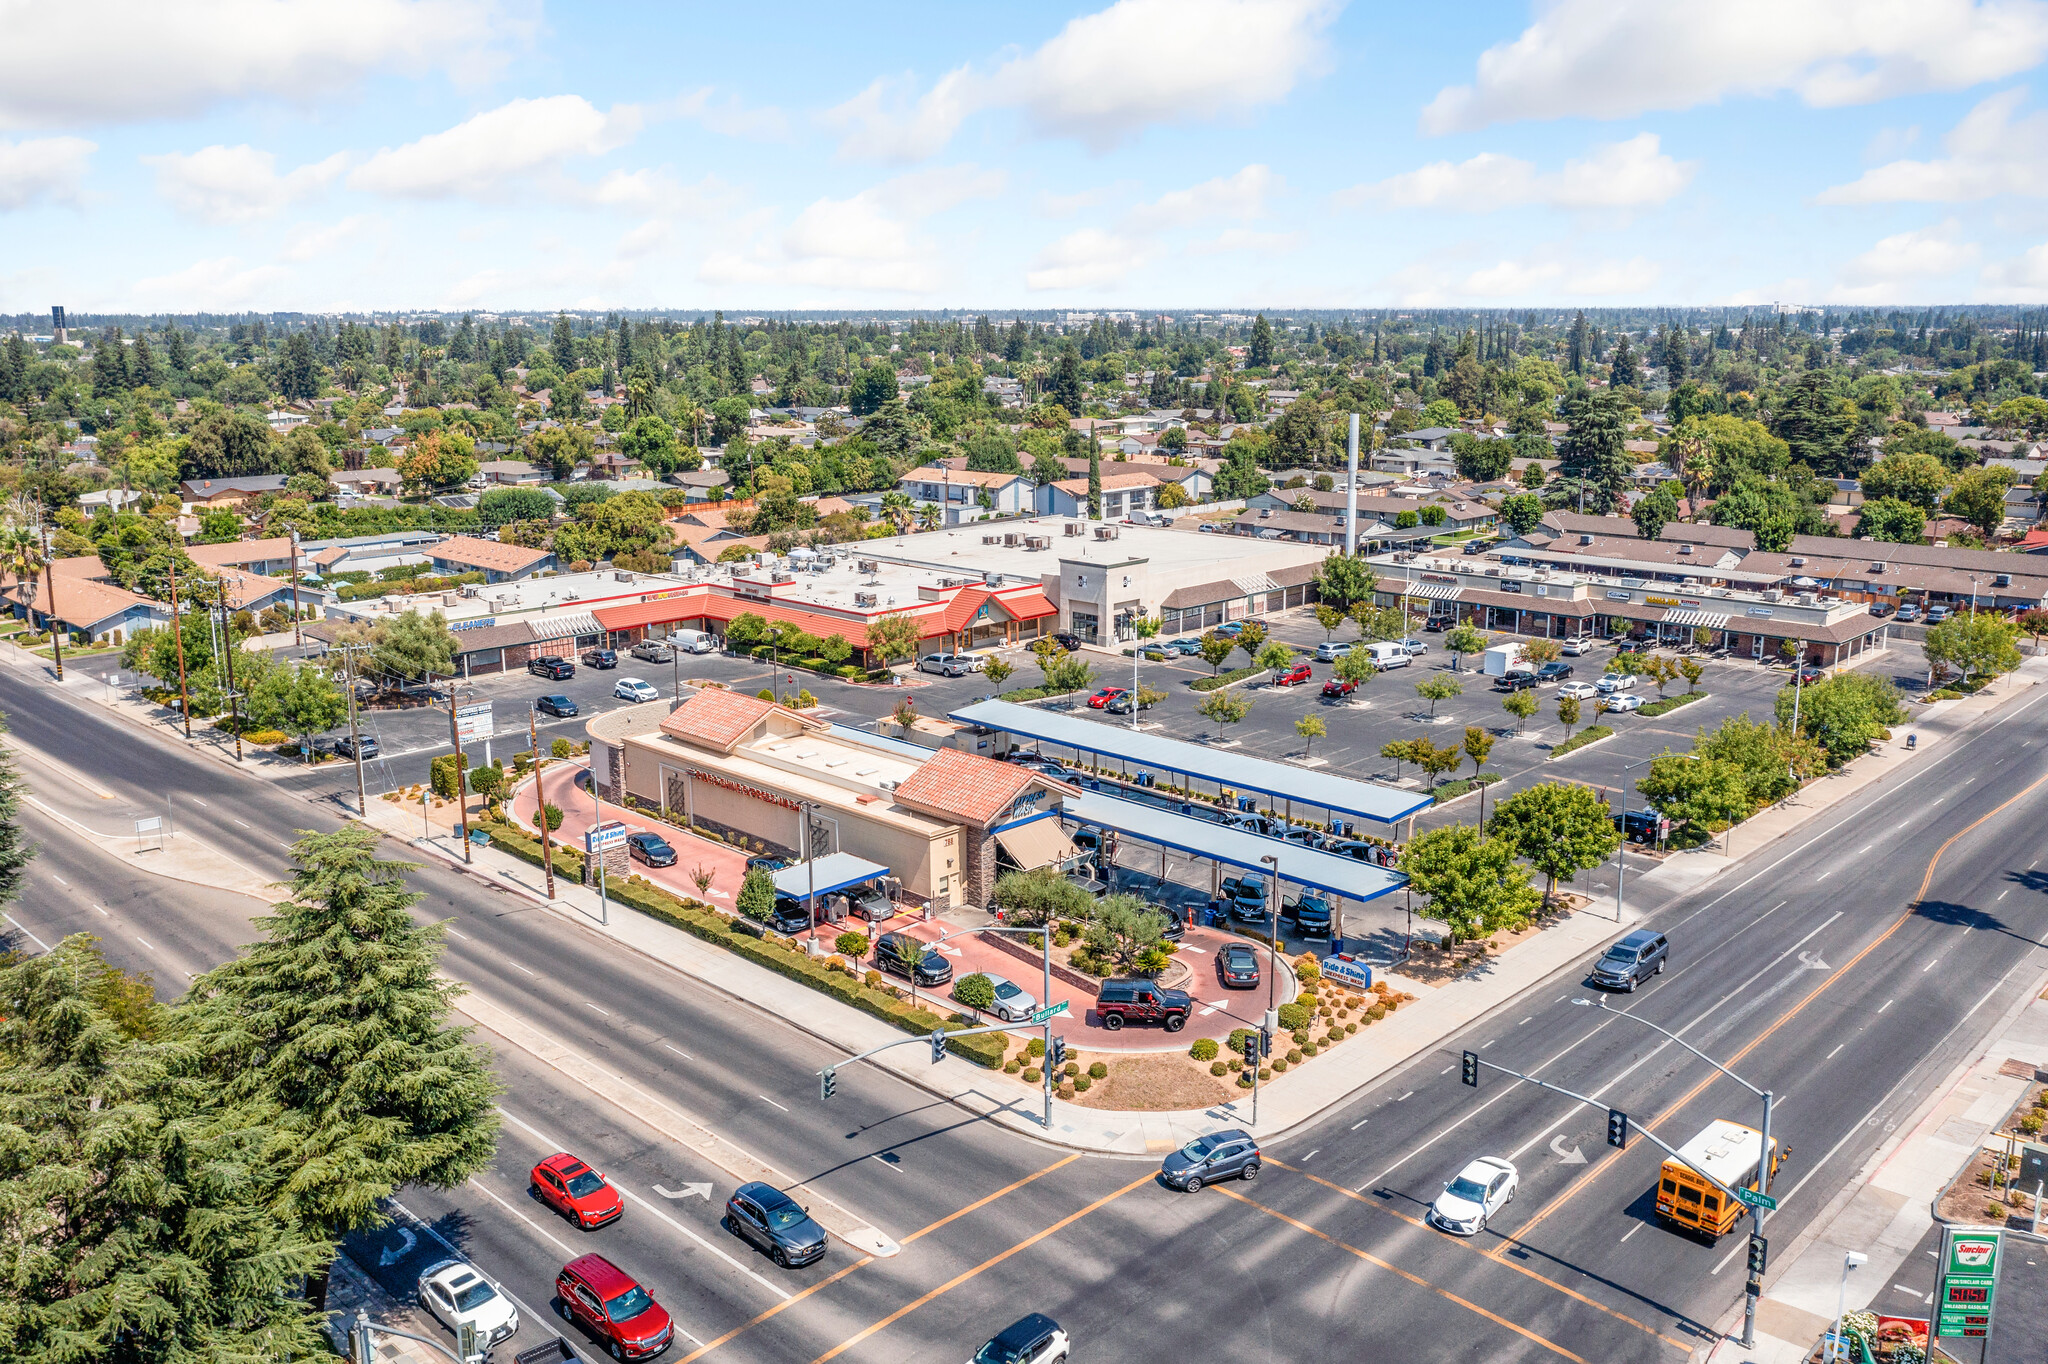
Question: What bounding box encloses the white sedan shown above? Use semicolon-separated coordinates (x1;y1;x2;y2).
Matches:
1603;693;1645;713
957;971;1038;1022
1556;680;1600;701
614;677;661;703
417;1259;519;1351
1428;1156;1518;1235
1594;672;1639;694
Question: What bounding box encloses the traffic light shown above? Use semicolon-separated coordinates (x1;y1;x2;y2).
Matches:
1241;1031;1259;1066
1259;1027;1273;1059
1607;1108;1629;1150
1747;1233;1768;1277
821;1067;837;1101
1461;1050;1478;1087
1049;1037;1068;1071
929;1029;948;1064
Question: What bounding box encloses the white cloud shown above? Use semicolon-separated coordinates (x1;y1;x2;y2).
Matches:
615;220;672;261
143;144;348;223
671;88;790;141
1188;228;1304;255
828;0;1337;160
278;214;376;263
0;0;528;130
1817;89;2048;203
1830;219;1980;299
1421;0;2048;134
1025;229;1152;291
349;96;641;199
1387;252;1662;305
1352;133;1694;211
1128;164;1281;229
1982;240;2048;290
131;255;290;309
0;136;93;210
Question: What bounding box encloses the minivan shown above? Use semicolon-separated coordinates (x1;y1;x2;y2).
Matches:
669;629;716;654
1590;929;1668;992
1364;641;1411;670
873;931;952;986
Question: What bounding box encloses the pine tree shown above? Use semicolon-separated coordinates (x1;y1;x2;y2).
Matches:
1249;313;1275;368
165;324;189;372
183;828;500;1241
1087;438;1103;519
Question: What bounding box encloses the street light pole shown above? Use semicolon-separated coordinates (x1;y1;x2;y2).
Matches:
928;922;1058;1129
1831;1252;1868;1361
1614;756;1654;922
1260;852;1280;1037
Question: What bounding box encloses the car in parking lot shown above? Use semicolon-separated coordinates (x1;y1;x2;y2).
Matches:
1320;677;1357;700
1049;632;1083;652
1220;874;1267;921
1794;664;1825;684
1560;635;1597;656
752;894;811;935
1601;693;1645;713
1556;680;1599;700
1279;825;1324;850
1868;602;1895;618
1103;690;1154;714
614;677;660;703
536;694;579;718
1218;942;1261;988
972;1313;1070;1364
1493;670;1537;692
1590;928;1668;991
1428;1156;1517;1235
1314;640;1353;661
723;1182;827;1268
1535;661;1573;681
1615;637;1654;654
333;733;379;760
554;1253;674;1359
419;1258;519;1350
746;853;790;875
531;1151;624;1229
873;930;952;986
1400;637;1429;654
917;653;970;677
1093;977;1190;1031
847;883;895;922
581;648;618;669
1086;686;1127;708
1282;893;1332;938
1896;603;1922;623
1925;604;1952;623
529;655;575;680
629;639;673;662
627;831;677;867
1167;636;1205;655
956;971;1037;1022
1594;672;1638;693
1273;662;1313;687
1161;1129;1260;1191
1214;620;1247;637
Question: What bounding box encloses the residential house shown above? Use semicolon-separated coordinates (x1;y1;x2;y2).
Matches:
0;555;169;644
330;468;402;496
1038;471;1160;520
426;536;557;582
669;468;732;503
78;488;145;513
898;466;1037;524
303;530;444;578
180;475;290;506
475;460;545;486
188;537;300;578
265;410;309;434
1243;486;1497;536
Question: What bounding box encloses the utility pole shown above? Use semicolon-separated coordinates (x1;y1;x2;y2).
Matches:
338;643;369;818
443;676;470;864
218;579;244;762
166;560;192;738
287;527;304;647
39;520;63;681
529;702;555;899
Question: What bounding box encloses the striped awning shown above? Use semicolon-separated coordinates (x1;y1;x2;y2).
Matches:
1663;609;1731;628
530;611;603;643
1401;580;1464;601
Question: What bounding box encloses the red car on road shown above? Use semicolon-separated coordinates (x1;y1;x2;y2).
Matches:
1320;677;1356;700
532;1152;624;1229
555;1254;674;1359
1087;687;1129;709
1274;663;1313;687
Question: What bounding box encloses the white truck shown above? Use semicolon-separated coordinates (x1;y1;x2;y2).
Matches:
1481;642;1529;677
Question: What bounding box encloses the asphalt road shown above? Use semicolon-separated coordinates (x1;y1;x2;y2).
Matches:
5;660;2047;1363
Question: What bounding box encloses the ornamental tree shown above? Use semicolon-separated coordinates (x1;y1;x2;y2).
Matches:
1398;825;1542;947
1486;781;1620;904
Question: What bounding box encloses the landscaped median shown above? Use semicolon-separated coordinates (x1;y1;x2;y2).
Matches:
1637;689;1705;718
472;812;1007;1068
1548;723;1614;758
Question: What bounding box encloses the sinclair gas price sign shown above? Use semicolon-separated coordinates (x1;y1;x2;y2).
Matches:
1935;1226;2003;1341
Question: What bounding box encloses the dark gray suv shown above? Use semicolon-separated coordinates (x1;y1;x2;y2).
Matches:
1590;929;1668;992
1160;1128;1261;1191
722;1182;826;1268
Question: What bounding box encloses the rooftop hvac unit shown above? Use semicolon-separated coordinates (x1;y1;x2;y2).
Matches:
1094;526;1117;540
1995;573;2013;587
1709;587;1733;598
1797;591;1816;605
615;571;635;582
982;535;999;545
1870;562;1887;573
1003;532;1021;547
1764;589;1783;602
856;559;878;574
984;572;1004;586
458;585;479;597
1789;556;1806;567
1678;544;1694;555
772;572;795;584
1064;522;1084;536
1579;534;1595;545
854;591;877;607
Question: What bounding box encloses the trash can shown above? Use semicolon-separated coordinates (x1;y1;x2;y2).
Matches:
1138;772;1154;788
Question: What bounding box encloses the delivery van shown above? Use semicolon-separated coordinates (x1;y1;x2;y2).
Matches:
669;629;716;654
1365;641;1412;671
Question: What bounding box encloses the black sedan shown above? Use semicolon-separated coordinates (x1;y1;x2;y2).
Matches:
1535;661;1573;681
535;694;578;718
627;831;676;867
722;1182;827;1268
1218;943;1261;989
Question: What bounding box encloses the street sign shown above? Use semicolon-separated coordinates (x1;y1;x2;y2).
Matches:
1026;1001;1070;1025
1935;1226;2003;1340
1732;1186;1778;1212
585;820;629;853
455;701;494;743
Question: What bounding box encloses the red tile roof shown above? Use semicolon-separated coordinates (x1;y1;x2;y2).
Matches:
657;688;785;751
891;748;1036;826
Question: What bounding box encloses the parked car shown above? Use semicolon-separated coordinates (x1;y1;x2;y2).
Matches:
1868;602;1895;619
746;854;791;875
1795;664;1825;685
1400;637;1429;655
1320;677;1358;700
333;733;379;760
614;678;660;703
1423;615;1452;632
873;930;952;986
629;639;673;663
1160;1129;1260;1191
758;895;811;936
1314;641;1353;661
1535;661;1573;682
1925;605;1952;623
536;694;579;718
1557;680;1599;701
419;1259;519;1350
848;884;895;922
530;655;575;680
1560;636;1597;656
1168;637;1205;655
722;1182;827;1268
1273;662;1313;687
1093;977;1191;1031
957;971;1037;1022
531;1152;624;1229
917;653;969;677
1895;603;1923;623
1283;893;1333;939
581;648;618;669
1218;942;1261;988
1104;690;1154;714
1614;808;1672;846
971;1314;1070;1364
1279;825;1324;850
1086;686;1128;709
1428;1156;1518;1235
1594;672;1638;694
1049;632;1083;652
1493;670;1537;692
1602;693;1645;713
1214;621;1247;637
1222;875;1267;921
626;831;676;868
1615;637;1654;654
1590;928;1668;991
554;1254;674;1359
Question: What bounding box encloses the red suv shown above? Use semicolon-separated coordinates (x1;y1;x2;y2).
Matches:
1274;662;1313;687
532;1152;623;1229
555;1254;674;1359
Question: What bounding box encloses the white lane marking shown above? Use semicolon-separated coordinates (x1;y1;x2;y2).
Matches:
466;1176;574;1256
3;913;50;951
868;1153;904;1173
1858;845;1873;855
51;874;68;886
1923;958;1939;973
664;1044;693;1061
1827;1044;1845;1060
586;1002;610;1015
1440;1065;1454;1075
1398;1091;1414;1102
92;903;107;916
1304;1150;1320;1162
1621;1223;1643;1243
1350;1117;1370;1131
1897;820;1911;829
448;928;469;939
1516;1017;1533;1026
1999;890;2010;901
135;936;154;951
510;962;536;976
1817;872;1831;881
758;1095;789;1112
192;799;207;807
1879;998;1894;1013
493;1104;788;1303
233;818;250;828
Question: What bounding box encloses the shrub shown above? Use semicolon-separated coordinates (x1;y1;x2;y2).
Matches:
1294;954;1321;982
1227;1027;1255;1055
242;728;291;745
1210;1061;1229;1077
551;737;572;759
2021;1112;2044;1136
1258;1067;1272;1080
1277;1001;1310;1032
1073;1075;1092;1092
1366;1003;1387;1020
1088;1061;1108;1079
1383;995;1401;1012
1237;1073;1254;1088
1291;1030;1309;1048
955;973;996;1011
1027;1036;1046;1058
1062;1061;1079;1078
834;931;869;959
1022;1067;1041;1083
1057;1082;1076;1099
1270;1058;1288;1073
1302;1042;1319;1057
1004;1059;1021;1074
1189;1038;1219;1061
1285;1048;1303;1064
1344;1022;1357;1035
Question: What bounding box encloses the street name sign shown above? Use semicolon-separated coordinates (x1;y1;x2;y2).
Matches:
1732;1187;1777;1212
1027;1001;1071;1025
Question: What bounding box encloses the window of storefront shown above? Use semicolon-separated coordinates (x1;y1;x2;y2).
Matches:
1071;610;1099;643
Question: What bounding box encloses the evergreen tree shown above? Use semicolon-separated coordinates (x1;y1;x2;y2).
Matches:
1608;333;1639;387
1662;326;1688;384
1050;341;1084;415
1087;438;1102;519
165;324;189;372
1551;389;1633;513
552;310;577;372
183;828;500;1241
1248;313;1275;368
1567;311;1590;375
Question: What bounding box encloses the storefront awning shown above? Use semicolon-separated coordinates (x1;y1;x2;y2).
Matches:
1399;581;1463;601
772;851;891;903
1662;609;1732;628
994;817;1076;872
531;611;603;644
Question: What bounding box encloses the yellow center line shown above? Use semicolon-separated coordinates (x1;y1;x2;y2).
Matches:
807;1171;1157;1364
1266;1157;1693;1352
1214;1186;1588;1364
672;1152;1081;1364
1497;769;2048;1258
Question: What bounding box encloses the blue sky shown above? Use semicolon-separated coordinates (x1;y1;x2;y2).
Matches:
12;0;2048;312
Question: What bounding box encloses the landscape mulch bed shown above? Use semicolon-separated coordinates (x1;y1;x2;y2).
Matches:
1393;894;1588;988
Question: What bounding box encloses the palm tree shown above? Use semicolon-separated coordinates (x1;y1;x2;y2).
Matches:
879;490;914;534
914;502;941;532
1;519;57;679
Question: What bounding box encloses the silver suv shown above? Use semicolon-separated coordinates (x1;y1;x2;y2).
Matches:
1590;929;1668;992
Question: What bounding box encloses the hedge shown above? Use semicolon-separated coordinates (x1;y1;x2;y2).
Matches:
998;687;1050;702
477;817;1004;1067
1430;773;1503;805
1638;690;1705;718
1550;724;1615;758
1190;665;1263;692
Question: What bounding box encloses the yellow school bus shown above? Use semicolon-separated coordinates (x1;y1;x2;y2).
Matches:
1655;1119;1787;1239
